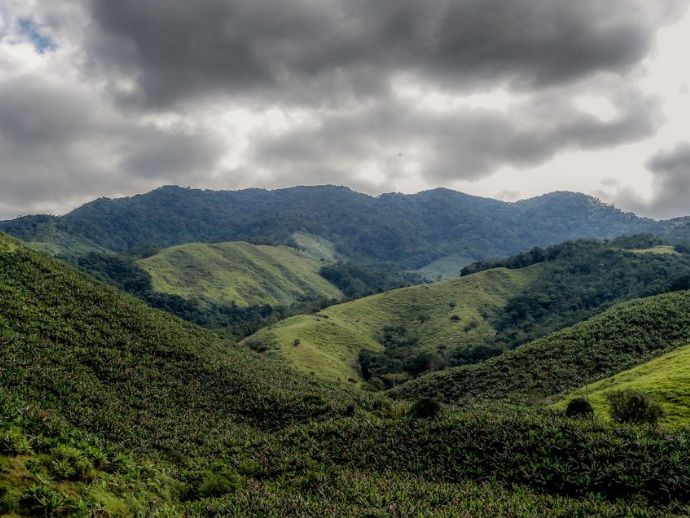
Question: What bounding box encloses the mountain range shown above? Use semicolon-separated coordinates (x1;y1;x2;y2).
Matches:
3;185;682;268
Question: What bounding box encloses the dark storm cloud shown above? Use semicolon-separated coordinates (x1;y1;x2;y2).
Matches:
643;143;690;218
86;0;678;107
253;91;661;183
0;73;224;215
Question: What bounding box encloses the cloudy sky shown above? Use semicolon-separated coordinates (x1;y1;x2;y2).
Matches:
1;0;690;220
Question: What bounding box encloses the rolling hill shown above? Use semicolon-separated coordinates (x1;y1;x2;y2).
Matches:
137;241;344;307
246;267;540;385
556;343;690;428
5;232;690;515
0;185;662;269
392;290;690;405
246;238;690;386
0;231;355;452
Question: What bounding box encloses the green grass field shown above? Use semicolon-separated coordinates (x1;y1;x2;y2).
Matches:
291;232;342;262
556;342;690;428
416;253;474;280
628;245;678;255
247;266;539;384
138;240;343;307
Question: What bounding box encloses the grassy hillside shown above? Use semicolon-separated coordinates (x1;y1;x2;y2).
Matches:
246;267;539;385
5;232;690;515
138;241;343;307
416;253;473;280
392;290;690;404
556;342;690;428
0;232;353;453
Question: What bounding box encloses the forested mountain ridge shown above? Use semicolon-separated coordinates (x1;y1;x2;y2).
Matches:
0;185;662;268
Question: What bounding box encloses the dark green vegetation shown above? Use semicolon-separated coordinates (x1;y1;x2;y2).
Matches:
1;185;662;269
4;233;690;515
463;237;690;347
565;397;594;419
318;262;424;299
0;233;354;454
393;289;690;405
605;389;665;425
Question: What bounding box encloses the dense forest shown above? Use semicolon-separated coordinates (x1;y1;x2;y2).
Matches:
0;185;663;268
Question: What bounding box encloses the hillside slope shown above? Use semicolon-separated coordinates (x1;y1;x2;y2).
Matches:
557;343;690;428
0;185;660;268
245;267;539;384
137;241;343;307
0;232;352;455
392;290;690;404
4;232;690;516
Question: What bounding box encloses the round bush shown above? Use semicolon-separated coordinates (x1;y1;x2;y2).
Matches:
565;397;594;419
605;389;665;425
409;398;442;419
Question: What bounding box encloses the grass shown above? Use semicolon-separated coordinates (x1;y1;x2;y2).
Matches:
138;240;343;307
556;342;690;428
416;253;474;280
290;232;342;262
246;267;539;384
628;245;678;255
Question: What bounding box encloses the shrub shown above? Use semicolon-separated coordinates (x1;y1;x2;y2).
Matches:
0;427;32;455
18;485;71;516
47;445;94;481
0;484;18;514
197;467;241;498
605;389;665;425
565;397;594;419
409;398;442;419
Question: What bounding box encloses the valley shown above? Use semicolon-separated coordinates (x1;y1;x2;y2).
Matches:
3;187;690;516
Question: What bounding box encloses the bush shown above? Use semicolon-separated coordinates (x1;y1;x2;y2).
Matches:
46;445;95;481
197;467;241;498
0;484;18;514
409;398;442;419
0;427;31;455
565;397;594;419
19;485;71;516
605;389;665;425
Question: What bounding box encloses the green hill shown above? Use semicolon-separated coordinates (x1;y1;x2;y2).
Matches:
246;239;690;387
392;290;690;405
245;267;539;385
4;232;690;515
137;241;343;307
0;231;353;453
556;343;690;428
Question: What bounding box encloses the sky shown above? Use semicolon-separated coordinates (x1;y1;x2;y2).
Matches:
1;0;690;220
